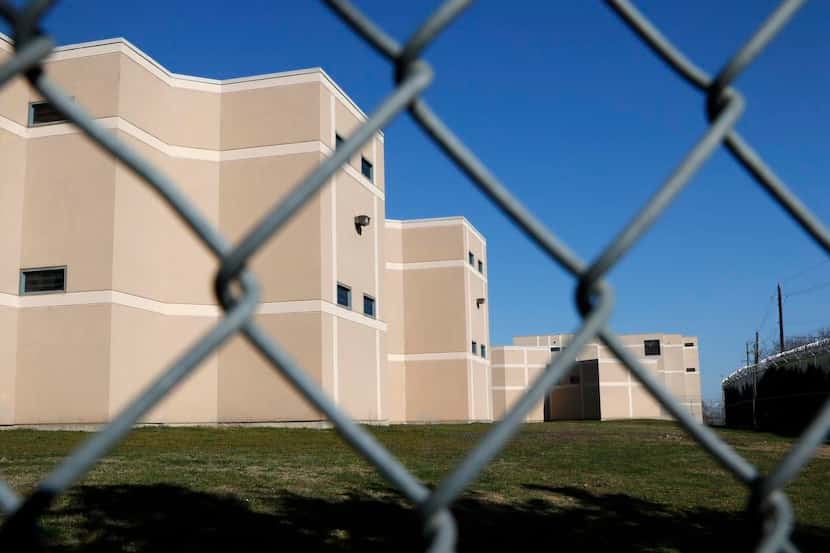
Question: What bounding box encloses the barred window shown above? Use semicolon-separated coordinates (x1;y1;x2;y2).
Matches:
644;339;661;356
21;267;66;294
363;294;376;318
337;283;351;309
29;101;65;126
361;157;374;182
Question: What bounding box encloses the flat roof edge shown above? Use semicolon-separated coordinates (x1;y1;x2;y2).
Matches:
386;216;486;244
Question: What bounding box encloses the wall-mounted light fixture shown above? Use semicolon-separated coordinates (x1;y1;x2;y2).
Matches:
476;297;486;309
354;214;371;235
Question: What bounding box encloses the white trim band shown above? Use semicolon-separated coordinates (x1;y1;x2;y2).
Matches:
0;291;387;330
387;352;489;363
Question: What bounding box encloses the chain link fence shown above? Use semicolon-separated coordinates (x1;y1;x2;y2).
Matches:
0;0;828;551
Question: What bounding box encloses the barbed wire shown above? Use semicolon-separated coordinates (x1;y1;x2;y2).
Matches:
0;0;828;551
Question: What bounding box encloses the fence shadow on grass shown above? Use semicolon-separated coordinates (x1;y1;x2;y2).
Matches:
38;484;829;552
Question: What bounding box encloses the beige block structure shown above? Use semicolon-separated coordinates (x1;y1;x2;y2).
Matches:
492;334;702;422
0;34;490;426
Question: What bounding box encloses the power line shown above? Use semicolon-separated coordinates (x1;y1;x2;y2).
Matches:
780;258;830;284
756;294;776;331
785;278;830;298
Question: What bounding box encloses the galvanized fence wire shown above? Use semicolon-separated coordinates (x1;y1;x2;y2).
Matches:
0;0;827;550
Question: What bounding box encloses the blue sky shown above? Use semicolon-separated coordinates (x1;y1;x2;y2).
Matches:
6;1;828;402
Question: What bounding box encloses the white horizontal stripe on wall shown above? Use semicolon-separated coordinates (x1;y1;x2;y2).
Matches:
493;345;551;351
385;260;487;283
387;352;488;363
0;115;384;200
490;363;547;369
491;385;526;391
0;291;386;331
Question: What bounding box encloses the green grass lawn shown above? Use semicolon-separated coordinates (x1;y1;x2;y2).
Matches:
0;420;827;551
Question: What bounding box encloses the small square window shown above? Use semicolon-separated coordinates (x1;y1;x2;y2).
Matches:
336;283;351;309
29;101;65;126
471;341;477;355
685;367;696;373
361;157;373;182
363;294;376;318
335;133;345;149
684;342;695;347
20;267;66;294
550;346;561;352
468;251;474;266
480;344;486;358
478;260;484;274
644;339;661;356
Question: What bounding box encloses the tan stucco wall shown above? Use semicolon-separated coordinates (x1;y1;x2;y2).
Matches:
405;359;470;422
0;129;25;295
15;305;112;424
0;307;17;424
404;268;468;353
385;219;491;422
493;334;702;423
218;312;324;422
337;318;382;421
120;56;221;150
108;305;219;423
219;153;324;303
112;134;219;304
222;83;320;150
20;134;117;292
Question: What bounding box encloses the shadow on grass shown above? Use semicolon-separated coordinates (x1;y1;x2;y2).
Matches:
33;484;829;552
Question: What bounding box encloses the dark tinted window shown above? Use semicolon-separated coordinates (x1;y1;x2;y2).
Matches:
550;346;561;352
684;342;695;347
644;339;661;356
480;344;486;358
686;367;696;373
471;341;477;354
468;252;474;266
337;284;351;308
361;157;373;182
29;101;65;126
363;295;376;318
21;267;65;294
478;260;483;273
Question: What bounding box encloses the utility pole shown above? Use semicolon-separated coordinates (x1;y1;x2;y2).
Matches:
778;283;785;353
746;342;750;368
753;331;759;429
755;331;760;366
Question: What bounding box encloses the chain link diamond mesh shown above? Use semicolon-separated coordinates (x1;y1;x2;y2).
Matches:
1;0;828;551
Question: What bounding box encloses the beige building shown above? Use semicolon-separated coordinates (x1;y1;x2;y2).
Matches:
0;33;700;427
0;34;491;426
492;333;703;422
